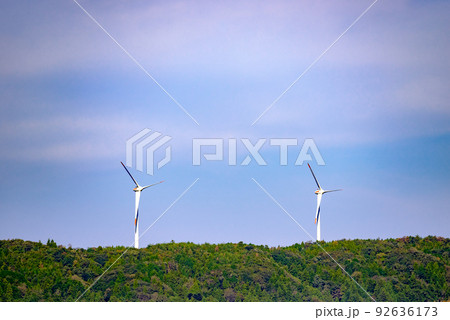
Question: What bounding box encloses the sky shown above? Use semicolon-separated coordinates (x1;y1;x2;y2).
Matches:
0;0;449;248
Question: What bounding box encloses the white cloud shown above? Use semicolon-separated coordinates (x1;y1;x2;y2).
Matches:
0;115;135;161
395;77;450;114
1;0;448;77
0;0;449;155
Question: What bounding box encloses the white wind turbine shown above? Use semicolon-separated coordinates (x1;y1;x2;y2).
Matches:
121;162;164;249
307;163;342;241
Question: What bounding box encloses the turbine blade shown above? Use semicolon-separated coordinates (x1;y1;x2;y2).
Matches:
308;163;321;189
141;180;164;190
323;189;343;193
315;193;322;224
121;161;139;187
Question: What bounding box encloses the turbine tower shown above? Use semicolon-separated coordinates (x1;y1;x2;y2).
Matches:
307;163;342;241
121;162;163;249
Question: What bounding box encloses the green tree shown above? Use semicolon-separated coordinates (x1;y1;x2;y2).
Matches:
374;278;394;302
46;239;57;248
342;282;364;302
5;282;13;301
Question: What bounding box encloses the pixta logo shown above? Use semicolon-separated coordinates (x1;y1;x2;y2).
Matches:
192;138;325;166
126;129;172;175
126;130;325;175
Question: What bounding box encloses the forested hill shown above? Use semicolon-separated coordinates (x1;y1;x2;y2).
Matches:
0;236;449;302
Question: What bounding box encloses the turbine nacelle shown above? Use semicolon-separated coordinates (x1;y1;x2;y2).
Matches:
315;189;341;195
132;182;164;193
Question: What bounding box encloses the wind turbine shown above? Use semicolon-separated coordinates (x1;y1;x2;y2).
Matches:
121;162;163;249
307;163;342;241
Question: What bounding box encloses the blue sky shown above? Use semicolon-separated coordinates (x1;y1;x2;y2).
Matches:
0;0;449;248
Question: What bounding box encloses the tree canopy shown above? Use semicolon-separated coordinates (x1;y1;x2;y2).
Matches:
0;236;448;302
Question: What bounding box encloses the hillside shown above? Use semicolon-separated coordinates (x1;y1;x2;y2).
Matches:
0;236;449;302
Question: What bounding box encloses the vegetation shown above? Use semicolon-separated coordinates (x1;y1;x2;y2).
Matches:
0;236;449;302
